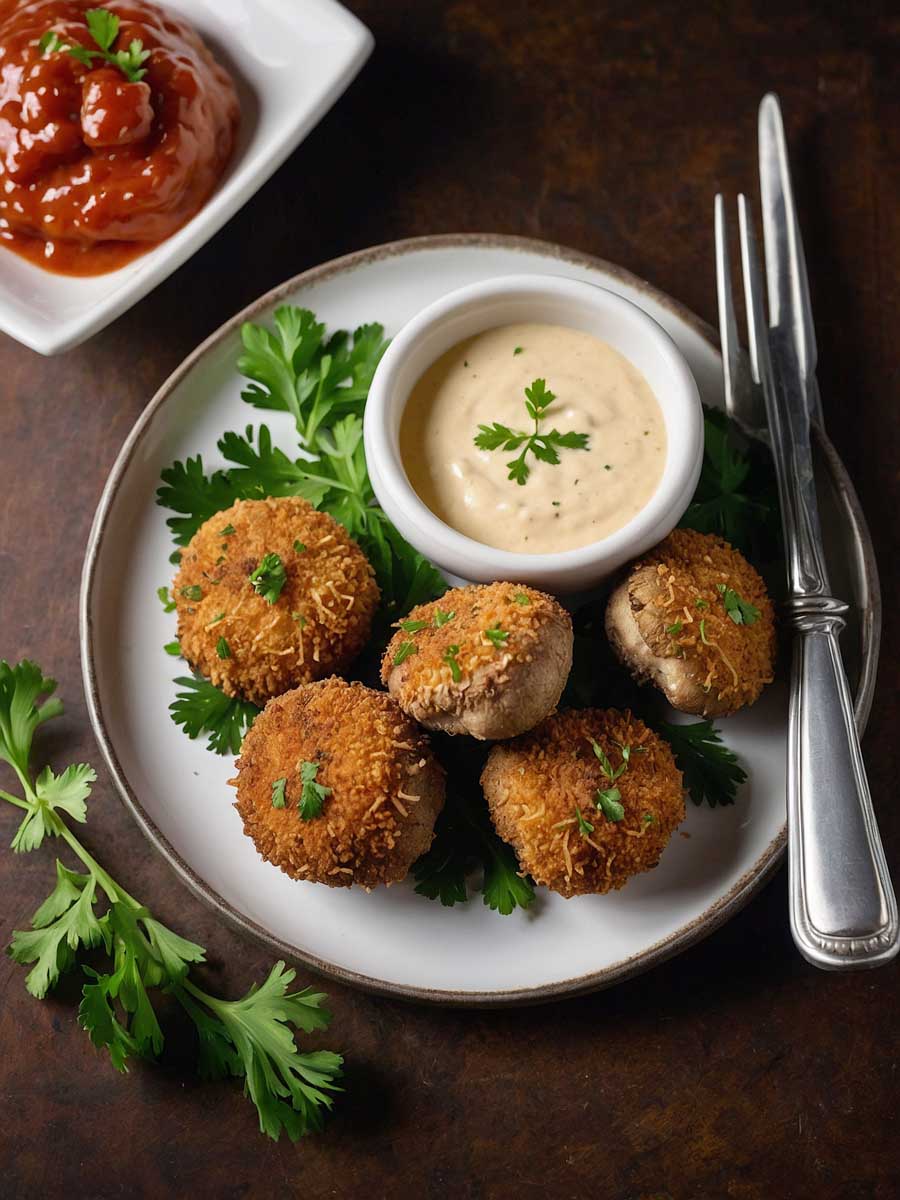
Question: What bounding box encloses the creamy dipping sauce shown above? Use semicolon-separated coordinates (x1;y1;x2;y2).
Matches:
400;322;667;554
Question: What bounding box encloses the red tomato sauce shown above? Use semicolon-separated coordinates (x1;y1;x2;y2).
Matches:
0;0;239;275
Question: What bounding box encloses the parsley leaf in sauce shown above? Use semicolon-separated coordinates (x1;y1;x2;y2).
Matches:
474;378;589;486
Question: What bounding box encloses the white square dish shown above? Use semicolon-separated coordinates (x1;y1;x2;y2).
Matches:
0;0;373;356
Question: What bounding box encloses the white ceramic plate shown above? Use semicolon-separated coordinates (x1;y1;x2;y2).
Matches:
0;0;372;356
80;235;880;1005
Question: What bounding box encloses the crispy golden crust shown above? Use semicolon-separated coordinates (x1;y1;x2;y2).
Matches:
380;582;573;740
482;708;684;898
232;679;445;889
606;529;776;717
173;497;379;705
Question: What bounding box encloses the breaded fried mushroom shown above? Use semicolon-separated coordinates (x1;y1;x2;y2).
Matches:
605;529;776;717
381;582;573;740
173;496;379;705
482;708;684;898
232;678;445;888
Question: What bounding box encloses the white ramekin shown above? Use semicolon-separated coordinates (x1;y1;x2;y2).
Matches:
363;274;703;593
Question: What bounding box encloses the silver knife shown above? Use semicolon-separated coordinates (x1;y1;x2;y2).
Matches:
752;93;897;968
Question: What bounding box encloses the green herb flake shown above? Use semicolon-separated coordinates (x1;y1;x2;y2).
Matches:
595;787;624;822
695;597;708;609
484;624;509;649
512;592;531;606
271;778;287;809
443;645;462;683
298;761;331;821
590;738;626;782
249;553;286;605
575;805;594;836
220;524;236;536
163;641;181;657
699;618;711;645
399;619;428;633
215;637;231;660
393;641;418;666
209;612;226;626
293;540;306;554
716;583;761;626
179;585;202;602
513;346;523;355
665;620;683;636
433;609;455;628
157;586;176;613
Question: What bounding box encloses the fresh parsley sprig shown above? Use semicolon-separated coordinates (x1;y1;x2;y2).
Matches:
656;719;747;808
170;676;259;756
412;789;534;915
0;660;342;1141
474;378;589;486
40;8;151;84
249;552;286;604
717;583;761;626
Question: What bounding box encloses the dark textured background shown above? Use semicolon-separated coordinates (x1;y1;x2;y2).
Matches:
2;2;898;1197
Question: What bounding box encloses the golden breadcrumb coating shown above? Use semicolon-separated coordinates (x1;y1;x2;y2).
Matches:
232;679;445;889
482;708;684;898
173;497;379;705
606;529;776;717
380;581;573;740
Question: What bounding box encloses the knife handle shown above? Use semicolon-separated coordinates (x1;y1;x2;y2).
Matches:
786;594;899;968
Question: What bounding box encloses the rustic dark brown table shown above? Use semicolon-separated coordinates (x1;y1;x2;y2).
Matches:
2;3;898;1196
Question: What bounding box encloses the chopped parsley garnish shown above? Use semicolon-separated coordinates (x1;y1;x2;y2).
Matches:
699;618;711;645
40;8;151;83
292;612;307;627
666;620;683;636
513;346;523;355
220;524;236;536
293;540;306;554
169;550;182;565
215;636;231;660
399;619;428;633
298;761;331;821
1;658;342;1143
249;553;286;604
271;778;287;809
695;597;708;609
163;640;181;657
157;586;175;613
179;585;203;602
656;719;746;807
595;787;624;822
170;676;260;755
474;378;590;486
513;592;531;605
642;811;655;826
717;583;761;626
209;612;226;625
484;624;509;649
590;738;627;782
433;609;455;628
443;645;462;682
575;805;595;836
393;641;418;666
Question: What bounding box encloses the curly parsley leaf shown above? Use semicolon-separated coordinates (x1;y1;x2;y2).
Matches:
169;676;260;755
656;719;747;808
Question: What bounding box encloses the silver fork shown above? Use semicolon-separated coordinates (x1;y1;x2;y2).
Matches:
714;95;898;970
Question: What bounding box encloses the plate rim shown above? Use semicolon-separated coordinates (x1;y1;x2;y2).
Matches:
79;232;882;1007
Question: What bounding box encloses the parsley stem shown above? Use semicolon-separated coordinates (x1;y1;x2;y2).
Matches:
56;821;139;909
0;786;29;811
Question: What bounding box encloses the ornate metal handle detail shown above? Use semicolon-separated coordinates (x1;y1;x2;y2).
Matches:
786;594;899;968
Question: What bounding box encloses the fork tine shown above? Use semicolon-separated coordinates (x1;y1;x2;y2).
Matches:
737;194;773;392
714;194;742;419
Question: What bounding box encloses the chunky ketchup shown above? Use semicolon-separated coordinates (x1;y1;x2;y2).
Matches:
0;0;239;275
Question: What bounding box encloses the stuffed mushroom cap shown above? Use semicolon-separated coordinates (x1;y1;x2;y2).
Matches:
605;529;776;717
232;678;445;889
172;496;379;705
482;708;684;898
380;581;573;740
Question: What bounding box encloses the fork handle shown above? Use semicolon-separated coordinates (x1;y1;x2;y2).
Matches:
787;594;899;968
